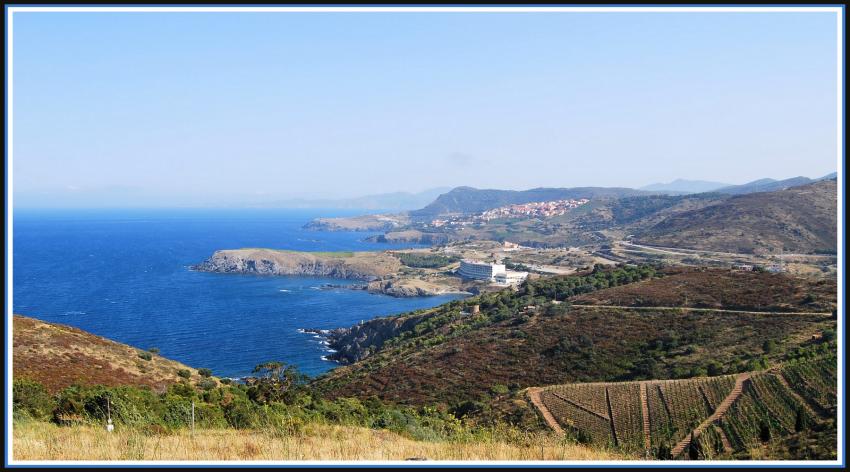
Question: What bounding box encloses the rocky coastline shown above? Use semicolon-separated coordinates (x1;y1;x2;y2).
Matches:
191;248;399;280
305;311;434;364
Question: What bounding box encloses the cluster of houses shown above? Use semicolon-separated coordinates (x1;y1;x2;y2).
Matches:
429;198;590;228
479;198;590;220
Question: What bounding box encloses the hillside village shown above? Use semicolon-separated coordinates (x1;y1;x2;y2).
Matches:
431;198;591;228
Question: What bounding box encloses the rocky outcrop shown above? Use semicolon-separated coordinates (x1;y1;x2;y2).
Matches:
319;312;433;364
366;279;471;298
192;249;400;280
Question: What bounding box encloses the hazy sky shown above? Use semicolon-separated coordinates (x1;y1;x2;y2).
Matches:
11;10;840;207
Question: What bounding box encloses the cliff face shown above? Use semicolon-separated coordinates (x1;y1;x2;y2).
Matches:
323;312;432;364
192;249;401;280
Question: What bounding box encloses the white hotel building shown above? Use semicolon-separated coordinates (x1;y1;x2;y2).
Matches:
459;259;527;286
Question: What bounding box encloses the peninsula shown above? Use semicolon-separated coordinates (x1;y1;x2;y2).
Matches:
192;248;476;297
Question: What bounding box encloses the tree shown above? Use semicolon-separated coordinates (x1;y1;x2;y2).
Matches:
247;361;308;405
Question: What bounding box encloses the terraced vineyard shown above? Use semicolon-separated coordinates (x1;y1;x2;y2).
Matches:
531;357;837;459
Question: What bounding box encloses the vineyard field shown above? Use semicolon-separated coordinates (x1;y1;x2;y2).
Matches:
531;357;837;459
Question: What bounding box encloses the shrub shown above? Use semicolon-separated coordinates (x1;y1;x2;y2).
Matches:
108;386;165;426
450;400;486;419
706;361;724;376
198;379;217;391
763;340;778;354
688;433;700;460
168;381;196;399
224;397;259;429
52;384;163;427
195;402;228;428
396;252;458;269
795;406;810;433
142;423;169;436
490;384;510;396
576;429;593;445
161;395;192;428
13;379;56;420
198;368;213;378
759;422;772;442
138;351;153;361
655;442;671;460
147;347;160;354
746;356;769;371
176;369;191;379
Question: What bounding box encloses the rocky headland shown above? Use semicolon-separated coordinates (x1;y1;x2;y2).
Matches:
193;248;473;298
192;248;401;280
302;214;409;232
311;311;436;364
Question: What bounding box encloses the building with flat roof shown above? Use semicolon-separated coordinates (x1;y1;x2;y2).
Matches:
459;259;506;281
458;259;529;286
494;270;528;286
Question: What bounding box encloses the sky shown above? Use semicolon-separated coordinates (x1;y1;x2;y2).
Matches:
10;9;841;207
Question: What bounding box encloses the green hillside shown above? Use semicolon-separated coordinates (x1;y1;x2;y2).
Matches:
315;266;836;423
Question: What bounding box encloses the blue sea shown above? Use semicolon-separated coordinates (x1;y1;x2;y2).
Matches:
12;209;461;378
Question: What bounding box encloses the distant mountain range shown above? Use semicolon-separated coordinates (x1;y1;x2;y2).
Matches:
260;187;453;211
712;172;837;195
406;172;837;218
641;172;837;196
640;179;731;194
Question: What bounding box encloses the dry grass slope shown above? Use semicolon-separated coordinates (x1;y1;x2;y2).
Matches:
12;421;622;461
13;315;210;394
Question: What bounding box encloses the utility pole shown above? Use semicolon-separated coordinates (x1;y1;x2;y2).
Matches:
106;397;114;432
